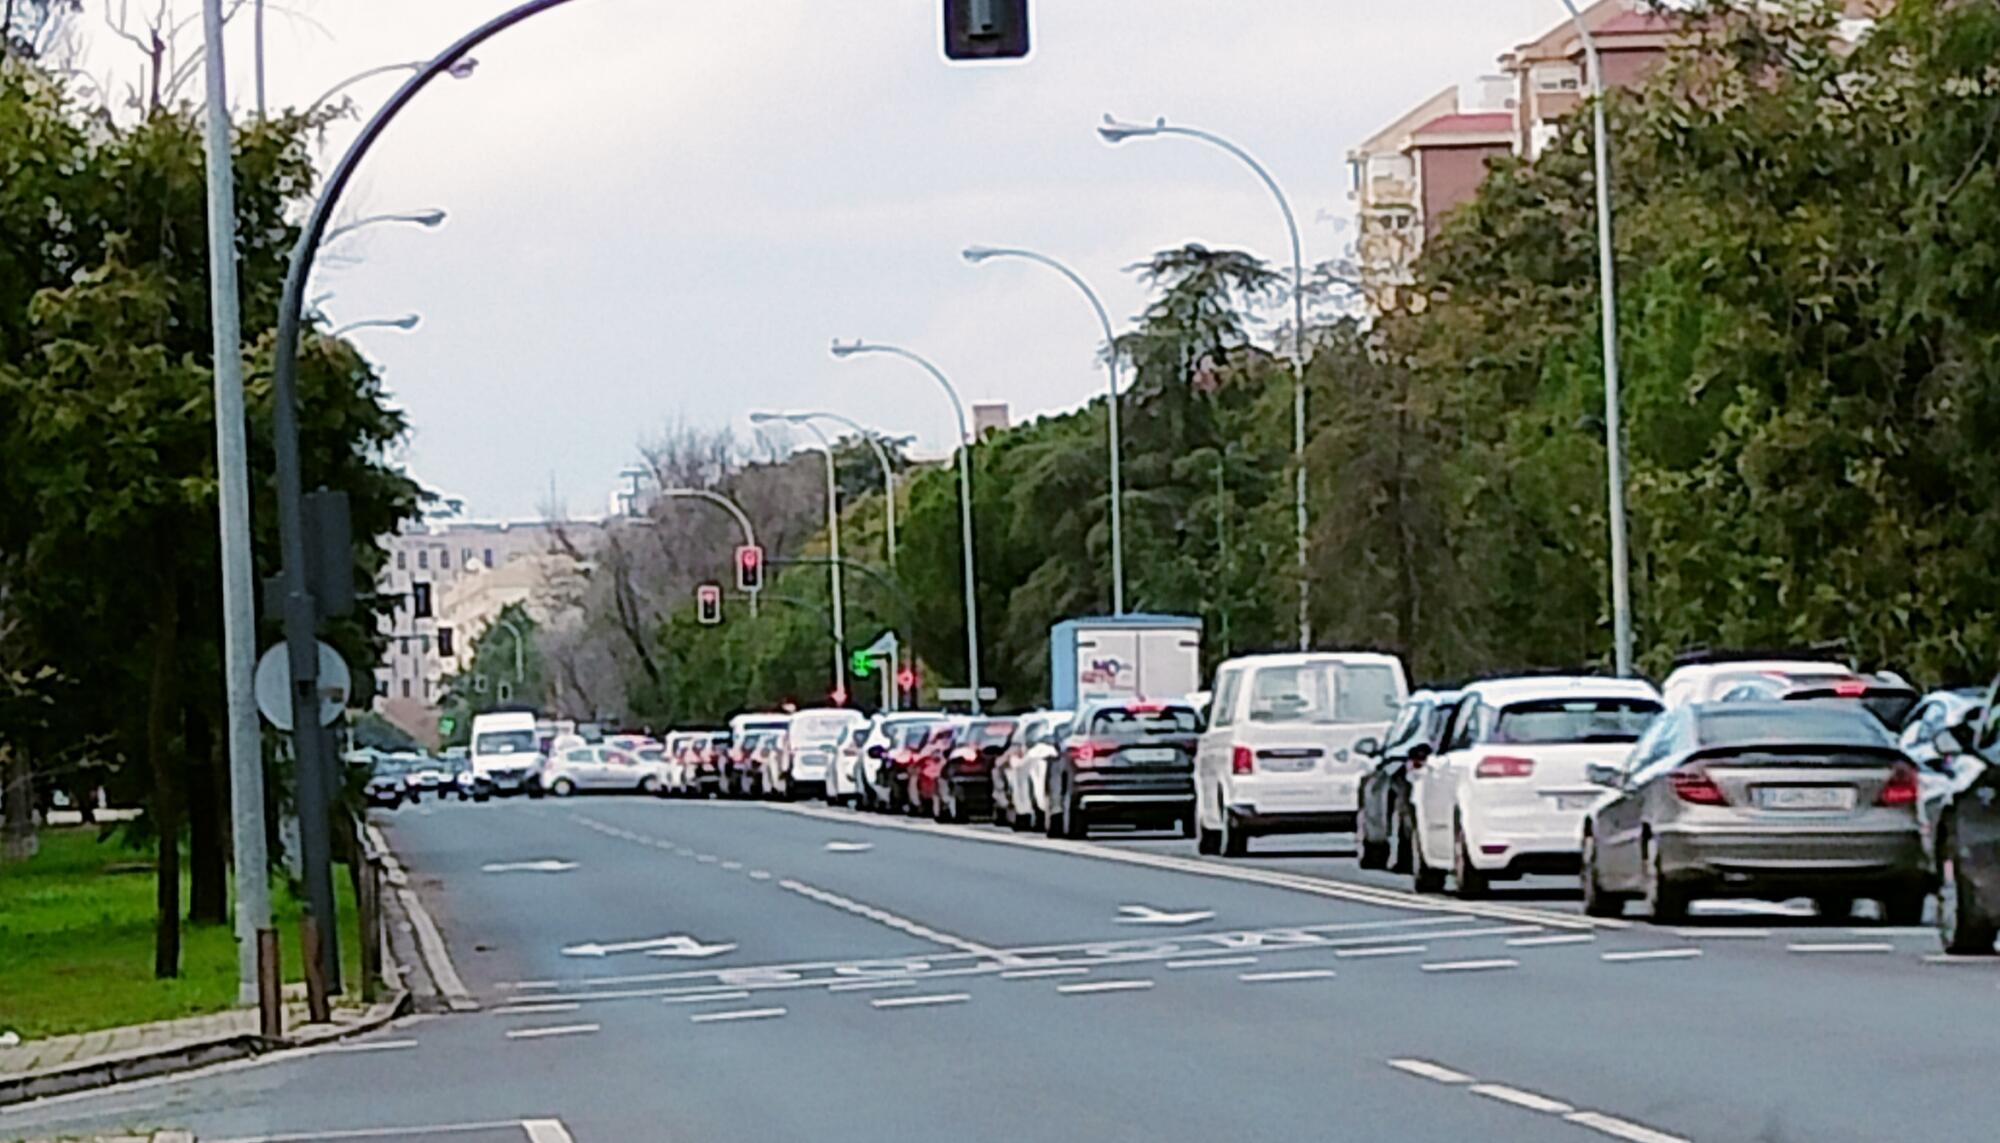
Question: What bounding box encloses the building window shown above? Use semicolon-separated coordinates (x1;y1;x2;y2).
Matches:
401;678;411;698
1533;62;1581;93
419;634;431;654
484;548;495;568
423;678;434;699
396;550;407;570
412;582;433;619
417;549;429;570
398;636;410;654
440;548;451;570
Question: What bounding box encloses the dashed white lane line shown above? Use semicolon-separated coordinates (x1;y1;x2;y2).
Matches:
776;877;1007;960
1674;928;1769;939
1056;979;1156;995
504;1024;600;1040
696;854;718;864
748;870;772;880
522;1121;576;1143
871;992;971;1009
1470;1083;1574;1114
319;1039;418;1054
1787;942;1896;954
720;860;744;871
1166;955;1260;970
1237;968;1336;983
1600;948;1703;963
1564;1110;1690;1143
1852;926;1933;938
1000;966;1090;980
491;1003;581;1016
660;990;753;1005
508;980;560;991
1335;944;1427;959
690;1006;788;1024
1420;958;1520;974
1386;1058;1473;1084
829;978;919;993
1506;933;1595;948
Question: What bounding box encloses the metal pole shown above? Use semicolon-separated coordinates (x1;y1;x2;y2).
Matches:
198;0;275;1015
799;422;846;702
660;487;760;618
832;343;981;713
253;0;265;117
495;615;527;684
1562;0;1634;677
802;412;895;572
962;248;1123;614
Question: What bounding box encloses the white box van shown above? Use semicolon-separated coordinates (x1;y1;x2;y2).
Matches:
470;710;543;796
1194;652;1408;856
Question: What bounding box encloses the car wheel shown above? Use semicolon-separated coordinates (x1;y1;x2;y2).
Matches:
1063;795;1088;840
550;778;575;798
639;776;660;796
1644;834;1691;924
1196;793;1222;854
1391;802;1415;874
1881;886;1926;927
1411;820;1446;894
1812;895;1856;920
1220;808;1248;858
1358;833;1389;870
1179;812;1197;840
1938;831;1999;955
1451;819;1488;899
1580;830;1623;918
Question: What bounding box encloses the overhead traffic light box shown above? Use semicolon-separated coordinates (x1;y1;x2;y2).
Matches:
942;0;1030;61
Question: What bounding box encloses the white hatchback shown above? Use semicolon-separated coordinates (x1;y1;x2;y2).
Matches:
1409;676;1662;896
1194;652;1408;857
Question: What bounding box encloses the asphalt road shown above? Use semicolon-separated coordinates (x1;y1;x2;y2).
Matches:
7;796;1999;1143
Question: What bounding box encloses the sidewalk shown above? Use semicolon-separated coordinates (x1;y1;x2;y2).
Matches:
1;985;314;1075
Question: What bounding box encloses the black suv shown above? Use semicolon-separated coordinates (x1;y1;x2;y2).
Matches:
1926;676;2000;955
1045;701;1201;840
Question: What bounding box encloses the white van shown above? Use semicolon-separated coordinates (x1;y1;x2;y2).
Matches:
778;708;868;800
1194;652;1408;856
470;710;543;796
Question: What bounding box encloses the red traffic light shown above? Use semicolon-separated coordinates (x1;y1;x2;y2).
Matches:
696;583;723;625
735;544;765;591
896;667;917;691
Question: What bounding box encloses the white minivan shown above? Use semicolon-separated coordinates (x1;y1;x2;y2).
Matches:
776;708;868;800
1194;653;1407;856
469;710;543;796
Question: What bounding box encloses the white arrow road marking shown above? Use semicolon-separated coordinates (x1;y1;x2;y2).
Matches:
647;939;739;959
481;860;578;874
563;935;730;958
824;840;875;852
1117;904;1217;926
522;1121;577;1143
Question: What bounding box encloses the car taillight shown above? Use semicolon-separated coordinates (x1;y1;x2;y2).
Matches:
1231;745;1253;775
1878;763;1919;807
1670;765;1726;805
1070;740;1113;765
1475;755;1534;779
1833;679;1868;697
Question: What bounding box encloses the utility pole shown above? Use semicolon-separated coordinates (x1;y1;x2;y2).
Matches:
198;0;276;1029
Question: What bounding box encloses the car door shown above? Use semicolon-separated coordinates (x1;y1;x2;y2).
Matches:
1593;712;1678;889
1198;667;1242;796
1368;701;1424;831
1420;699;1480;859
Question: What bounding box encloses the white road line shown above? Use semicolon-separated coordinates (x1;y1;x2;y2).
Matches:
1335;944;1428;959
210;1123;535;1142
829;978;919;992
1674;928;1769;939
1057;979;1155;994
521;1121;576;1143
748;870;772;880
871;992;971;1009
690;1007;788;1024
1166;955;1260;970
661;990;753;1005
1601;948;1703;963
1420;958;1520;973
1000;966;1090;980
775;877;1004;959
1506;933;1596;948
1787;942;1895;954
696;854;718;864
491;1004;581;1016
720;861;744;870
1564;1110;1690;1143
1386;1058;1474;1084
319;1039;418;1054
504;1024;600;1040
1237;969;1336;983
507;980;560;991
1923;954;2000;965
1470;1082;1574;1115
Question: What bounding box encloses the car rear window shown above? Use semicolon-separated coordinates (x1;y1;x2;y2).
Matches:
1090;706;1200;735
1696;705;1894;747
1783;689;1919;731
1493;698;1661;745
791;714;856;744
1247;662;1401;724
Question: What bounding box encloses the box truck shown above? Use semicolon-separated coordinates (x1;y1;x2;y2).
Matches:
1049;614;1202;711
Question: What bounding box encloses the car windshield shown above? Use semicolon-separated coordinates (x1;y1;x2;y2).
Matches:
1089;706;1200;735
1246;662;1401;724
1493;698;1661;744
1697;705;1894;747
474;730;536;754
791;714;856;745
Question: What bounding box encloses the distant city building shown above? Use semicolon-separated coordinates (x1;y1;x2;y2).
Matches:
972;402;1010;440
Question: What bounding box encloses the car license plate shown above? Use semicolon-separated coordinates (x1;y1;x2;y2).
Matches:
1755;786;1854;811
1259;754;1316;773
1551;793;1599;811
1124;747;1179;763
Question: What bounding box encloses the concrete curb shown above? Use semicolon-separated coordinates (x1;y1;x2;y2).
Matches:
366;824;478;1013
0;991;409;1109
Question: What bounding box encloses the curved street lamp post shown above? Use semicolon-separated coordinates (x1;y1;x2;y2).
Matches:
655;487;761;618
751;414;847;704
757;410;898;571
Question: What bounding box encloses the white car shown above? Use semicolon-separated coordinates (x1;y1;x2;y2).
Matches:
826;720;873;807
854;712;951;812
995;710;1069;830
1194;652;1408;857
777;708;868;801
1409;675;1663;896
1659;657;1852;708
541;743;664;797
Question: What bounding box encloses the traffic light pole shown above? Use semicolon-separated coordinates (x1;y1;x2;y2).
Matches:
661;487;760;618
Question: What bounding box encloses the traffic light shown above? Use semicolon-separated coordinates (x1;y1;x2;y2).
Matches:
851;649;873;678
897;665;918;692
438;715;456;737
735;544;765;592
696;583;723;626
942;0;1029;60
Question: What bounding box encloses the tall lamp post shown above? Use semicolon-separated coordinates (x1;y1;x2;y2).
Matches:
756;411;898;571
328;314;420;338
830;340;983;714
962;245;1124;615
1099;115;1311;649
750;413;847;703
305;57;479;118
322;209;448;247
1560;0;1635;678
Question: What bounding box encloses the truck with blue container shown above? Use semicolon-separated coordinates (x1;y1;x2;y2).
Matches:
1049;614;1203;712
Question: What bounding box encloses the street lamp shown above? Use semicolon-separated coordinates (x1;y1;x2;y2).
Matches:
1099;114;1311;650
1559;0;1635;678
963;245;1124;615
321;209;448;247
749;413;846;704
830;340;983;714
305;57;479;119
752;410;898;571
655;486;761;618
327;314;420;338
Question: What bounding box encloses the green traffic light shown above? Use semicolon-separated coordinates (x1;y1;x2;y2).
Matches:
851;651;872;677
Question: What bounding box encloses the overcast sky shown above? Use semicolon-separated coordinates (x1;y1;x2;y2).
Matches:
83;0;1551;519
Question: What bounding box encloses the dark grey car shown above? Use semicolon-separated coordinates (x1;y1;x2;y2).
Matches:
1580;702;1927;923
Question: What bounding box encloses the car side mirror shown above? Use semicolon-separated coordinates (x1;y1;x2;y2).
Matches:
1407;743;1433;767
1354;737;1381;758
1585;763;1621;788
867;744;887;760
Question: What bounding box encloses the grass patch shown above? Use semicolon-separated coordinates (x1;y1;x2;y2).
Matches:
0;827;363;1040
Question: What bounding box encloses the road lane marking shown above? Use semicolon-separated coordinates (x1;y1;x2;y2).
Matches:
1673;928;1769;939
661;990;753;1005
1506;933;1595;948
508;980;560;991
1923;954;2000;965
481;860;578;874
1420;958;1519;973
1166;955;1259;970
829;978;919;992
1118;903;1216;925
1787;942;1895;954
690;1007;787;1024
871;992;971;1009
319;1038;418;1053
1600;948;1703;963
1237;969;1335;983
748;869;772;880
1564;1110;1690;1143
720;860;744;871
522;1121;576;1143
776;877;1006;959
696;854;718;863
210;1123;541;1142
367;825;477;1012
1386;1058;1474;1084
504;1024;600;1040
491;1004;580;1016
1057;979;1155;994
825;840;875;852
1470;1083;1574;1114
1001;966;1090;979
1335;944;1427;959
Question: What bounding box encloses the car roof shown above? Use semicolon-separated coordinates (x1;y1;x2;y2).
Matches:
1665;659;1849;685
1217;651;1404;671
1404;689;1463;704
1463;676;1662;705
